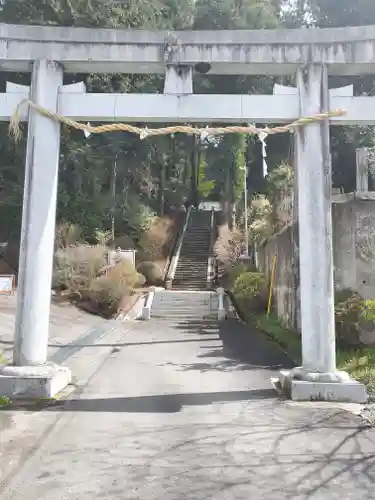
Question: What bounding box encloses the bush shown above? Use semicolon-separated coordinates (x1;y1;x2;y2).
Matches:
93;229;112;246
55;222;82;249
78;261;145;317
214;225;246;271
106;261;145;289
232;272;266;299
334;289;375;348
53;244;107;292
138;216;177;261
232;271;267;312
137;261;164;286
228;262;257;286
79;276;132;318
335;290;363;348
360;300;375;324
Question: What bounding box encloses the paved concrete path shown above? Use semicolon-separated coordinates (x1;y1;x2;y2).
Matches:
1;316;375;499
0;294;106;363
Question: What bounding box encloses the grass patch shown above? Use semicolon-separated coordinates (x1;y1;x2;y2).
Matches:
337;348;375;395
255;313;375;394
255;313;302;364
0;396;11;407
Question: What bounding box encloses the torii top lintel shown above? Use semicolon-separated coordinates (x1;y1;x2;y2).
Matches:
1;23;375;75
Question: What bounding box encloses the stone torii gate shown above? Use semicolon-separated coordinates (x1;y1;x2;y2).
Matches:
1;23;375;402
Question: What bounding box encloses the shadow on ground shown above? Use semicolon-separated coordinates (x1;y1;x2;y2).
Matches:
9;388;276;413
165;317;295;373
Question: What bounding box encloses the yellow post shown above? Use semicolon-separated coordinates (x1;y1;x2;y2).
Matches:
267;255;277;317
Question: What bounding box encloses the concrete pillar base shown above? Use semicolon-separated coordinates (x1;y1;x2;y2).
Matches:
142;307;151;321
279;369;367;404
0;362;71;399
165;280;172;290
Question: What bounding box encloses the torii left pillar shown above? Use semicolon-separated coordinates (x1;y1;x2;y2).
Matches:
0;59;72;398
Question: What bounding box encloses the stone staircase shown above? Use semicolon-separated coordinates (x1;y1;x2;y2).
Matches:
173;210;212;290
151;290;218;320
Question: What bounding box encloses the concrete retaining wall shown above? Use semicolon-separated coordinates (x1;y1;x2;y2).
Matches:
257;224;300;329
258;197;375;327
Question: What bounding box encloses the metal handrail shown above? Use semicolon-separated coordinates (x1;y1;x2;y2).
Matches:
165;206;192;288
206;208;216;288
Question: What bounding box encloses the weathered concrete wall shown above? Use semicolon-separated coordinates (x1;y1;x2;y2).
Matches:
335;198;375;299
258;198;375;326
257;224;300;329
332;201;356;292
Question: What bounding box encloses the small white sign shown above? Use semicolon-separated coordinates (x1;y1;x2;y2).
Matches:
108;248;136;267
0;275;14;294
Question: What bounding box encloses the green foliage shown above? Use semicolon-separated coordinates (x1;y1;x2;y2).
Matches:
249;195;274;242
0;0;369;256
334;289;375;348
194;0;279;30
232;271;266;301
246;163;294;242
335;290;363;348
361;300;375;324
198;153;215;198
255;312;375;394
251;310;375;394
0;396;11;407
283;0;375;193
119;195;156;242
229;262;255;284
266;162;294;203
337;347;375;395
256;313;302;363
93;229;112;246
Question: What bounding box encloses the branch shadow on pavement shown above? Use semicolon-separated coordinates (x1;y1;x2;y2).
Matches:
167;317;295;373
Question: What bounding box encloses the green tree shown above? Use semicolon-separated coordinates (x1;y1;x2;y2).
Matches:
193;0;281;225
0;0;195;245
291;0;375;192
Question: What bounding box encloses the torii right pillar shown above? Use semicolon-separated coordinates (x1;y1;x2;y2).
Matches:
280;64;367;403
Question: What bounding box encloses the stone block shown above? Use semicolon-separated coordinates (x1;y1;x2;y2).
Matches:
279;370;367;404
218;309;226;321
142;307;151;321
0;363;71;399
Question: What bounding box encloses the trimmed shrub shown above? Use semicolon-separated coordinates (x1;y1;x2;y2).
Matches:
232;271;267;312
138;216;177;261
137;261;164;286
106;261;145;289
228;262;257;286
78;262;145;317
79;276;132;318
53;244;107;292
